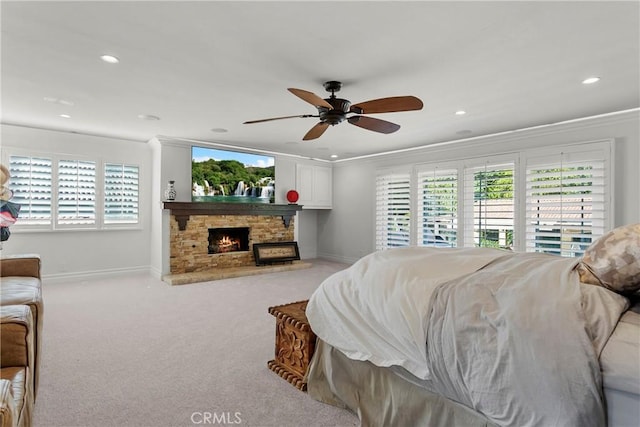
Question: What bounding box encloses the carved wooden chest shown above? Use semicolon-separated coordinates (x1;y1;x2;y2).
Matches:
267;300;316;391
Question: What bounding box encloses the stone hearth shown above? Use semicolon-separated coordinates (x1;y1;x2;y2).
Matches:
162;262;311;286
162;202;306;285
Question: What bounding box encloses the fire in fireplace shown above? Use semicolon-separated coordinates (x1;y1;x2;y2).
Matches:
208;227;250;254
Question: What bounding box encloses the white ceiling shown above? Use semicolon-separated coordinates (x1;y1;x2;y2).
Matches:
2;1;639;161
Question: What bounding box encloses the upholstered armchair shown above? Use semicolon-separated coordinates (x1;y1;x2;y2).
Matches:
1;255;43;427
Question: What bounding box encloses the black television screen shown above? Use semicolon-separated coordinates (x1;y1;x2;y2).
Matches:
191;146;275;203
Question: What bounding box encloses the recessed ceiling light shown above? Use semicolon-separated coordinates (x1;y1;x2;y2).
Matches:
455;110;466;115
44;97;74;106
59;114;71;119
210;128;228;133
100;54;119;64
582;77;600;85
137;114;160;121
330;154;338;159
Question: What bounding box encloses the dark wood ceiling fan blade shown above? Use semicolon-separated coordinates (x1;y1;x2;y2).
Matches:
243;114;314;124
350;96;423;114
288;88;333;109
348;116;400;134
303;122;330;140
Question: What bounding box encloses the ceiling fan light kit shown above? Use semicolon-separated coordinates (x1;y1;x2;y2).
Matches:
244;81;423;140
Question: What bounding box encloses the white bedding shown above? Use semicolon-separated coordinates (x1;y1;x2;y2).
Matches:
306;247;630;427
307;246;507;379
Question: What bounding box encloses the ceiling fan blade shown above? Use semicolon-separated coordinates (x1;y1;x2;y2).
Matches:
350;96;423;114
348;116;400;134
303;122;330;140
243;114;314;124
288;88;333;109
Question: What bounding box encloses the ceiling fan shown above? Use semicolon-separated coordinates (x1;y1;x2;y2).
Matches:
243;81;423;140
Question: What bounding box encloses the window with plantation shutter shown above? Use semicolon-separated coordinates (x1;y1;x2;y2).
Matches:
376;172;411;250
463;162;515;249
57;159;96;225
8;155;53;225
104;163;139;224
4;149;142;231
525;146;608;257
416;167;458;247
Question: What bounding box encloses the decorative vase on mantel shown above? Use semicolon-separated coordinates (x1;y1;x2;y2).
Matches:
286;189;299;204
164;180;177;201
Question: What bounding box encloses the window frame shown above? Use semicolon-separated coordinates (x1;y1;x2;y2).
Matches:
375;140;613;257
461;154;518;250
103;162;140;227
4;153;54;230
414;161;460;248
55;157;98;229
375;167;412;250
521;141;612;257
3;148;141;232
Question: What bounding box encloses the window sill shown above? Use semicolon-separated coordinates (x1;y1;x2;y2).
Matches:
9;226;144;234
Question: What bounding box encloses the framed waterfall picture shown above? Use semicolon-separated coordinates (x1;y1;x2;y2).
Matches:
191;146;275;203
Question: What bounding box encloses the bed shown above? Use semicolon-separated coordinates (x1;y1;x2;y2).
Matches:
305;225;640;427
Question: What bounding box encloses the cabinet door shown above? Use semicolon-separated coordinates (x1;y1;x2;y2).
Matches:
313;165;332;208
296;164;315;206
295;164;332;209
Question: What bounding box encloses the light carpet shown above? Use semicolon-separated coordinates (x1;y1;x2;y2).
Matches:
33;259;358;427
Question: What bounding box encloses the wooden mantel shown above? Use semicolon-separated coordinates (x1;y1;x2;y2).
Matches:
163;202;303;230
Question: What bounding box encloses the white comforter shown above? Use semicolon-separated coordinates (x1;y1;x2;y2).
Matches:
306;247;629;427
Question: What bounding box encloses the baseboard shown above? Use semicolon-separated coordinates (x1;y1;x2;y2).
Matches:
40;256;357;283
315;252;360;265
149;266;163;280
42;266;151;284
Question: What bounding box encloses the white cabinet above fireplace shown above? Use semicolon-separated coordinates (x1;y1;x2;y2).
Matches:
295;163;332;209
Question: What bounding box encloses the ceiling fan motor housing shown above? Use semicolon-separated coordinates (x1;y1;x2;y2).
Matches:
319;97;351;125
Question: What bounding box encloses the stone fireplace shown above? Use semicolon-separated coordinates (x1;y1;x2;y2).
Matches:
162;202;305;283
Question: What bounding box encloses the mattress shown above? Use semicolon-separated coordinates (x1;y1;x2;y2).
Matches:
601;307;640;427
601;308;640;395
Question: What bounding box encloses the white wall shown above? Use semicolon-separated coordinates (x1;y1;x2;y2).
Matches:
148;137;165;278
0;124;153;279
317;111;640;264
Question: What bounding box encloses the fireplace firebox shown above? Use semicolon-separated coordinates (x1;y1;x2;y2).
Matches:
208;227;249;254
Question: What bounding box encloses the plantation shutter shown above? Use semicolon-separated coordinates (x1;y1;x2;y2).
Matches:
8;155;53;225
376;172;411;250
416;167;458;247
104;163;139;224
57;159;96;225
525;148;608;257
463;162;515;248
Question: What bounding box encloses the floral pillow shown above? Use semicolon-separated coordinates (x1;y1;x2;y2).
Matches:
577;224;640;295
